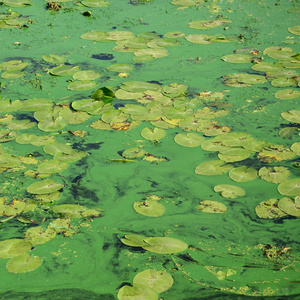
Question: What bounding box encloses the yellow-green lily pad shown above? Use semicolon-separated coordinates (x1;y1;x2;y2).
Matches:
197;200;227;213
6;254;42;273
259;167;290;184
214;184;245;199
255;198;288;219
174;133;204;147
117;285;158;300
133;200;165;217
27;179;63;195
229;166;258;182
195;160;232;175
278;197;300;217
278;178;300;196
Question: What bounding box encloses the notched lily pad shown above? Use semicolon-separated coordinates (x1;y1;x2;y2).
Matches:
6;254;42;273
174;133;204;147
117;285;158;300
229;166;258;182
278;178;300;196
259;167;290;184
133;269;174;293
0;239;31;259
278;197;300;217
26;179;63;195
255;198;288;219
133;200;165;217
141;127;166;141
49;64;81;76
214;184;245;199
195;160;232;175
142;237;188;254
197;200;227;213
120;234;147;247
24;226;56;245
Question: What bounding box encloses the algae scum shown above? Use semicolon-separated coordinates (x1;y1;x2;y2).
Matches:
0;0;299;299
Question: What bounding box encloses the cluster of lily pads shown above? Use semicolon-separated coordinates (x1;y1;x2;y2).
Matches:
118;269;174;300
0;11;30;29
0;59;29;79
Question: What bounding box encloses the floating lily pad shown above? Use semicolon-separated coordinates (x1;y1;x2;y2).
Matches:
80;31;108;41
107;64;133;72
51;204;89;218
255;198;288;219
20;98;53;111
24;226;56;245
0;130;18;143
291;142;300;155
7;119;35;130
259;167;290;184
54;151;87;163
142;237;188;254
122;148;146;159
141;127;166;141
81;0;110;7
275;89;300;100
222;53;254;63
42;54;65;64
281;110;300;123
2;0;33;7
195;160;232;175
133;200;165;217
197;200;227;213
26;179;63;195
0;239;31;259
121;81;161;93
73;70;101;81
120;234;147;247
0;152;21;167
163;83;187;98
117;285;158;300
277;178;300;196
229;166;258;182
185;34;213;44
49;64;80;76
35;191;61;203
6;254;42;273
214;184;245;199
133;269;174;293
38;116;67;132
67;80;98;91
38;159;69;174
43;142;74;156
0;60;29;71
279;127;299;139
174;133;204;147
188;19;231;30
288;25;300;36
1;70;24;79
106;30;134;41
263;46;295;60
278;197;300;217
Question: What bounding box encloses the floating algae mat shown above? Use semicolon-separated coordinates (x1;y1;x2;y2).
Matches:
0;0;299;299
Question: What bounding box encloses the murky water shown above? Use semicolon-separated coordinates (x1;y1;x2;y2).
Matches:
0;0;299;299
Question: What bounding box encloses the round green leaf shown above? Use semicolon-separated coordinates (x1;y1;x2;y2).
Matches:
6;254;42;273
24;226;56;245
38;116;67;132
281;110;300;123
49;64;80;76
43;142;74;156
141;127;166;141
222;53;254;63
67;80;98;91
133;200;165;217
73;70;101;81
162;83;187;98
2;0;33;6
278;197;300;217
81;0;110;7
214;184;245;198
229;166;258;182
0;239;31;259
80;31;108;41
27;179;63;195
278;179;300;196
288;25;300;36
291;142;300;155
107;64;133;72
142;237;188;254
42;54;65;64
174;133;204;147
1;70;24;79
195;160;232;176
120;234;147;247
255;199;288;219
122;148;146;158
51;204;88;218
38;159;69;174
197;200;227;213
133;269;174;293
259;167;290;184
117;285;158;300
0;152;21;168
275;89;300;100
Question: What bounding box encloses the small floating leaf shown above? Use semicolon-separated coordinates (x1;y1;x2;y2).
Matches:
42;54;65;64
288;25;300;36
142;237;188;254
117;285;158;300
120;234;147;247
141;127;166;141
67;80;98;91
174;133;204;147
6;254;42;273
229;166;258;182
133;269;174;293
278;178;300;196
26;179;63;195
197;200;227;213
0;239;31;259
133;200;165;217
214;184;245;199
73;70;101;81
49;64;80;76
281;110;300;123
255;199;288;219
2;0;33;7
278;197;300;217
195;160;232;175
222;53;254;63
24;227;56;245
258;167;290;184
81;0;110;7
275;89;300;100
122;148;146;158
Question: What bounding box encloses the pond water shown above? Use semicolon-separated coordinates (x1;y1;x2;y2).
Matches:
0;0;299;299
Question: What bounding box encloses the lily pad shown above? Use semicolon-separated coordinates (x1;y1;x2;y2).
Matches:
278;197;300;217
42;54;65;64
229;166;258;182
81;0;110;7
222;53;254;63
277;178;300;196
6;254;42;273
107;64;133;72
43;142;74;156
24;226;56;245
142;237;188;254
122;148;146;159
288;25;300;36
275;89;300;100
0;239;31;259
281;110;300;123
0;152;21;168
51;204;89;218
133;200;165;217
38;159;69;174
120;234;147;247
106;30;134;41
80;31;108;41
141;127;166;141
255;198;288;219
197;200;227;213
162;83;187;98
174;133;204;147
49;64;80;76
67;80;98;91
195;160;232;175
291;142;300;155
26;179;63;195
133;269;174;293
188;19;231;30
2;0;33;7
73;70;101;81
214;184;245;199
117;285;158;300
259;167;290;184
